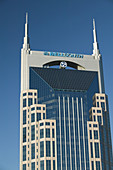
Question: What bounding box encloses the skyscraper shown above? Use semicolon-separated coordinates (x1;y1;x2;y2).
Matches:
20;13;113;170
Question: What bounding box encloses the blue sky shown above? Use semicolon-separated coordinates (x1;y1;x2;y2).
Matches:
0;0;113;169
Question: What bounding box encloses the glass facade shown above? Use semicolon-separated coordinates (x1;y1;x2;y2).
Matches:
29;67;99;170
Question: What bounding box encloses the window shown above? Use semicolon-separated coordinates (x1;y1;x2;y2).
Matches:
89;124;91;127
53;141;55;157
90;142;93;158
94;130;98;139
101;102;105;110
97;96;99;99
46;141;51;157
37;113;41;121
46;160;51;170
23;145;26;161
100;96;104;100
97;110;101;113
40;160;44;170
96;161;100;170
53;160;55;170
34;98;37;104
23;127;26;143
40;141;44;157
46;122;50;126
89;130;92;139
34;93;37;96
23;164;26;170
23;110;26;125
52;129;55;138
31;143;35;159
93;115;96;121
43;107;45;110
46;128;50;138
31;113;35;122
37;107;41;110
23;93;26;96
93;110;95;113
91;161;94;170
40;123;44;126
31;125;35;140
31;162;35;170
28;98;32;106
31;107;35;111
97;116;101;124
95;143;100;158
52;122;54;126
40;129;44;139
43;113;45;119
97;102;99;107
23;99;26;107
28;92;32;96
93;124;97;127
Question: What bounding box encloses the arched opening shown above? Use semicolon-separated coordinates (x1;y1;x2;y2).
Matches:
43;60;85;70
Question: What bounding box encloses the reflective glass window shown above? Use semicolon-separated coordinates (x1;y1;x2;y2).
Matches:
23;127;26;143
28;92;32;96
23;164;26;170
31;113;35;122
37;113;41;121
91;161;94;170
46;128;50;138
46;160;51;170
53;141;55;157
31;125;35;140
23;145;26;161
94;130;98;139
28;98;32;106
53;160;55;170
37;107;41;110
96;161;100;170
40;141;44;157
23;93;26;96
31;107;35;111
52;129;55;138
97;116;101;124
90;142;93;158
23;110;26;125
43;113;45;119
23;99;26;107
31;143;35;159
46;141;51;157
46;122;50;126
40;160;44;170
95;143;100;158
31;162;35;170
40;129;44;139
90;130;92;139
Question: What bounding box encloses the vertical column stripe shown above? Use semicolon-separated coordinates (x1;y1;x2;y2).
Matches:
68;97;72;170
72;97;77;170
58;96;62;170
63;97;67;170
81;98;86;170
76;97;82;170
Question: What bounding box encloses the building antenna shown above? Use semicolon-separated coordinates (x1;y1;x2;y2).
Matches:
92;19;100;59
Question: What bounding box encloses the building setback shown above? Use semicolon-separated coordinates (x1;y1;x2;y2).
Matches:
20;13;113;170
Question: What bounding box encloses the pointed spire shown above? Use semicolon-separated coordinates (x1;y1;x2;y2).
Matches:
92;19;100;59
23;12;30;50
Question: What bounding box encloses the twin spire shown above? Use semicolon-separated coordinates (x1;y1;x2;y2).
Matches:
92;19;100;59
23;12;30;50
23;13;100;58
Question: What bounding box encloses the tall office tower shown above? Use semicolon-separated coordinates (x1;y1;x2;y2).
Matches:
20;14;113;170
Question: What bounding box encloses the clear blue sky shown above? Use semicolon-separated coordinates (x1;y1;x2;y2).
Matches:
0;0;113;169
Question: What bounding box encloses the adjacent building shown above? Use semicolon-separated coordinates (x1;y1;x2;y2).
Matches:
20;13;113;170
